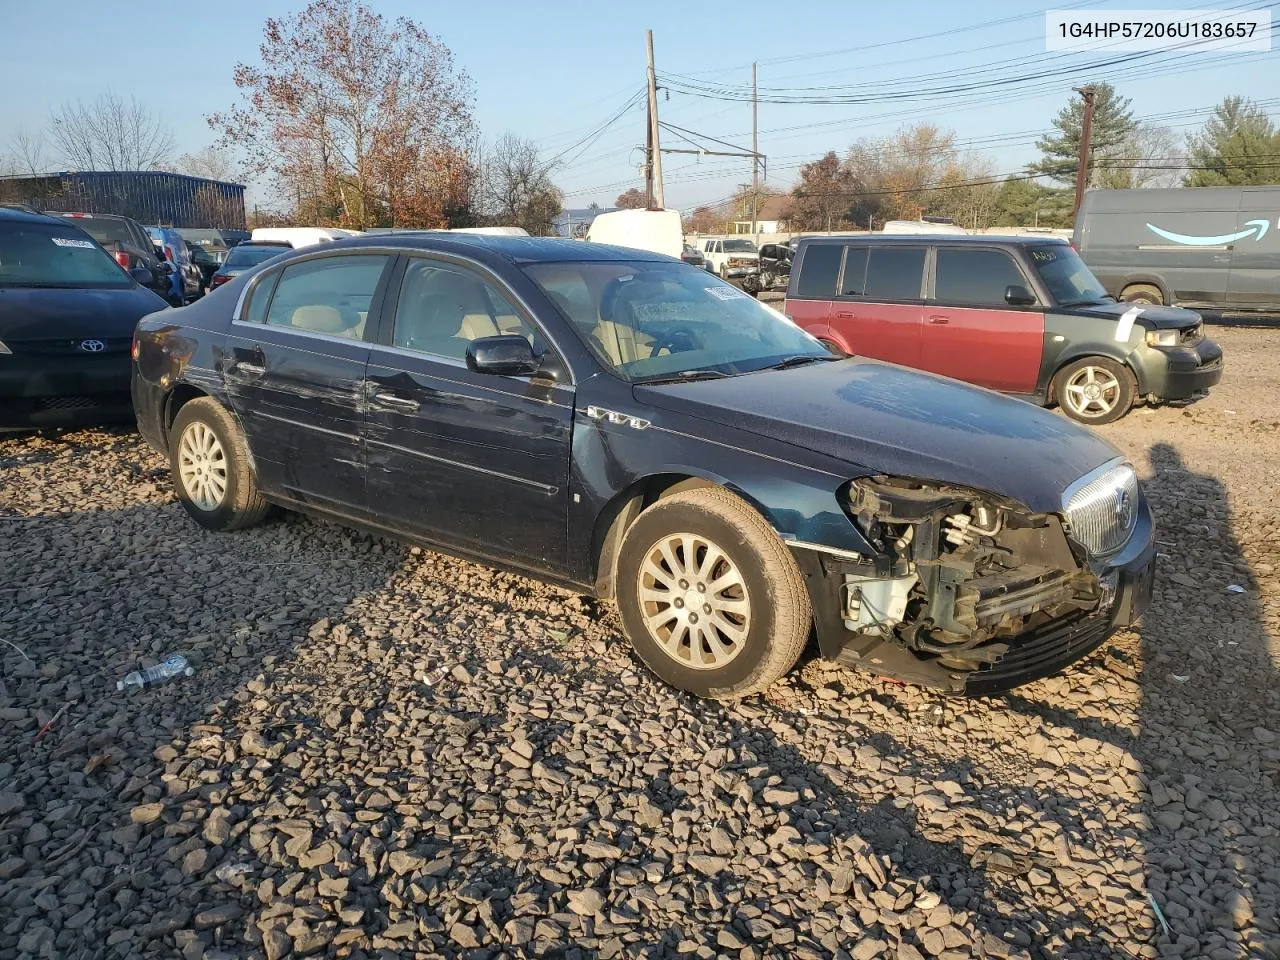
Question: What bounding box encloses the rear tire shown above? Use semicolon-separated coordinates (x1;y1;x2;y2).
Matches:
169;398;270;531
1120;283;1163;306
1054;357;1135;425
615;488;811;699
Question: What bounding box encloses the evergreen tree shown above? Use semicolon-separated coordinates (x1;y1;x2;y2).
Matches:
1186;96;1280;186
1030;83;1135;186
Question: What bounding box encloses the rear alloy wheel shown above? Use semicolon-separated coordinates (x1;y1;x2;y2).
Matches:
169;397;271;531
1055;357;1135;425
1120;283;1163;306
615;487;811;699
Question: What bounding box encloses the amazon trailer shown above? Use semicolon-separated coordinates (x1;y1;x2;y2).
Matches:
0;171;246;230
1074;186;1280;314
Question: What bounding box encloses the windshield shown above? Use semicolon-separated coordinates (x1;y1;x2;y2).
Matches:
0;221;132;288
525;260;828;381
224;245;286;269
1030;244;1109;305
722;239;757;253
61;216;135;249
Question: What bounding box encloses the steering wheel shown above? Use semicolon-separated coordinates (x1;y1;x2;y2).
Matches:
649;327;700;355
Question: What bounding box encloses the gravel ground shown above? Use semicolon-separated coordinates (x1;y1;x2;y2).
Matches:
1;326;1277;960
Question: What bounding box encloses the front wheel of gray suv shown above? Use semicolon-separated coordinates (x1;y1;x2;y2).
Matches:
1054;357;1135;425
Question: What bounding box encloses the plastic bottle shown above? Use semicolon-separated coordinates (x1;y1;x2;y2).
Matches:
117;654;195;692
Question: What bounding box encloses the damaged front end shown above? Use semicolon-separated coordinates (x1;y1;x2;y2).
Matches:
805;474;1132;694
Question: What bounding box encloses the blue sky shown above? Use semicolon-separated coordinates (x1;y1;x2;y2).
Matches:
1;0;1276;210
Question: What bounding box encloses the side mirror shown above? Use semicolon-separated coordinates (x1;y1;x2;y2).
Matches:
1004;284;1036;307
466;335;542;377
130;266;155;286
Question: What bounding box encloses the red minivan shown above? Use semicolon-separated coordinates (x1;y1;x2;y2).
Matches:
783;235;1222;423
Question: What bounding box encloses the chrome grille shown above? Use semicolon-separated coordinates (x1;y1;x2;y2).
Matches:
1062;460;1138;556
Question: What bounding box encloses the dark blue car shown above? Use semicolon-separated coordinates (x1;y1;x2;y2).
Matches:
1;208;168;429
131;234;1156;698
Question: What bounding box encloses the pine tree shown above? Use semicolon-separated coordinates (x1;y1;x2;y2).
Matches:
1030;83;1135;186
1186;96;1280;186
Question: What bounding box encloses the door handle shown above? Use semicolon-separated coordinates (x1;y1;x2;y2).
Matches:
834;311;856;320
230;361;265;377
373;392;420;412
928;315;950;325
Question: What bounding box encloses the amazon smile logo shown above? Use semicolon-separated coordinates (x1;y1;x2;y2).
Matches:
1145;218;1273;246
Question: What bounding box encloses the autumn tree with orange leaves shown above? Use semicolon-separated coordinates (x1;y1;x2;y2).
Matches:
209;0;477;229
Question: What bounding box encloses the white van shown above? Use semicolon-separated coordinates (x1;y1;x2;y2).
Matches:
249;227;364;249
881;220;968;236
586;209;683;259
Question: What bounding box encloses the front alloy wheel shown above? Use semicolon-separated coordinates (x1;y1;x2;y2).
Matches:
615;487;811;699
638;532;751;670
1057;357;1134;424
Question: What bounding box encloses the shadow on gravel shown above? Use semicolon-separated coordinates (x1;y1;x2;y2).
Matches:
0;499;409;958
1002;442;1280;958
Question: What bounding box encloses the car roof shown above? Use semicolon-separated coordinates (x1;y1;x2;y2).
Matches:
314;233;676;265
0;206;80;226
797;234;1068;247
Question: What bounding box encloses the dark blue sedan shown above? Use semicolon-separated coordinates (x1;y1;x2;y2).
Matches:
1;208;168;428
131;234;1156;698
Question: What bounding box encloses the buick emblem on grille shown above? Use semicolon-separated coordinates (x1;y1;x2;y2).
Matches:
79;339;107;353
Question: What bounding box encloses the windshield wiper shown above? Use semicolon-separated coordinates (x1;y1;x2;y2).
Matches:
764;354;840;371
636;368;733;385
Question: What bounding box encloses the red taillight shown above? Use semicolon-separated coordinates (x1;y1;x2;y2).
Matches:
210;274;229;288
1069;240;1078;252
131;336;140;361
164;245;174;261
113;250;131;268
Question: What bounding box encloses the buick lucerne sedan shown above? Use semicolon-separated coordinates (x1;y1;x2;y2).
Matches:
132;235;1156;698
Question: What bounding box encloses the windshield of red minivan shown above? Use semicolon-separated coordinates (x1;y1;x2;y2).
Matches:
1030;244;1109;305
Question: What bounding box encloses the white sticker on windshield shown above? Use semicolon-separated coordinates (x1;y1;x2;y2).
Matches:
52;237;96;249
705;285;747;301
1115;306;1143;342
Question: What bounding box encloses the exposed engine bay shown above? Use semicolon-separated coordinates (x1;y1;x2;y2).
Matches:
840;476;1107;674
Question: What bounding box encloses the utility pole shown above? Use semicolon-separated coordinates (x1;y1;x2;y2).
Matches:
751;62;758;237
1072;85;1097;219
646;30;665;209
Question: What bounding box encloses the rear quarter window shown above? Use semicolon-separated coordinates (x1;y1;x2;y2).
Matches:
794;244;842;298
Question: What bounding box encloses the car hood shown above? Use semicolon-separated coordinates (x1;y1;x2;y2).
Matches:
0;285;168;339
1056;300;1201;329
636;359;1123;513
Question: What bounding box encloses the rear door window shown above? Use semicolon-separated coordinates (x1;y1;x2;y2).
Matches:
839;246;869;296
263;255;390;340
934;247;1030;306
794;244;842;298
864;246;926;301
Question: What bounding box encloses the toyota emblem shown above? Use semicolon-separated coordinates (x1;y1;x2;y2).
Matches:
79;339;106;353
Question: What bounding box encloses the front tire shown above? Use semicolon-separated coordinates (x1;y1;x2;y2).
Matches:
1054;357;1135;425
615;488;811;699
169;398;270;531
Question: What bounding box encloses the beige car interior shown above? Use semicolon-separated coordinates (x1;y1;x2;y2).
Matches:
394;263;534;360
540;277;660;368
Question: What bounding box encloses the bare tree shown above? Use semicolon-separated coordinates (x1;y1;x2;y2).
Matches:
1097;123;1183;189
5;127;49;176
482;134;562;235
49;93;175;171
177;146;239;182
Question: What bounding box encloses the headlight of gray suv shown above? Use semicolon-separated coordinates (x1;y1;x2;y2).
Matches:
1145;329;1180;347
1061;459;1139;557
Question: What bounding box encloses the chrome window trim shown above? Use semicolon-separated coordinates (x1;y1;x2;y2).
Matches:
227;323;369;352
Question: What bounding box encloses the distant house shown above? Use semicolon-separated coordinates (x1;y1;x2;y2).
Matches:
552;206;616;239
729;195;792;234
